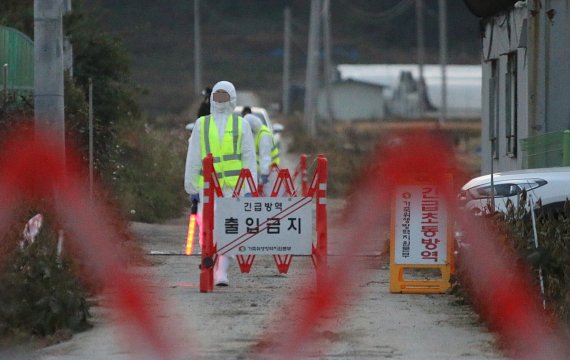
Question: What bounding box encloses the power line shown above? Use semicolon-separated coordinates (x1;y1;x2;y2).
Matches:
423;2;440;19
291;39;308;57
204;6;281;34
291;19;308;32
338;0;415;22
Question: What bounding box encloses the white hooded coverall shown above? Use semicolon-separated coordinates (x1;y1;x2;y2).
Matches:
243;114;274;195
184;81;257;286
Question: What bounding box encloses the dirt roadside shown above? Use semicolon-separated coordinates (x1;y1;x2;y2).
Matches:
29;195;505;360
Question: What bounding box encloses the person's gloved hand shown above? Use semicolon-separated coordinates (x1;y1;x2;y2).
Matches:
190;193;200;203
190;193;199;214
261;174;269;184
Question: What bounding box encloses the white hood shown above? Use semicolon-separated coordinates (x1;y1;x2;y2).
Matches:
243;114;262;134
210;81;237;116
209;80;237;140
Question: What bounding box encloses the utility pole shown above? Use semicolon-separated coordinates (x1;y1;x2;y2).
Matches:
34;0;65;158
304;0;321;137
63;0;73;76
194;0;202;96
416;0;425;117
282;6;291;114
438;0;448;125
322;0;334;123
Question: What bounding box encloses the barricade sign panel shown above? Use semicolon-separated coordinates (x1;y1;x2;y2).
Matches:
199;153;328;293
214;197;313;256
394;185;448;265
390;181;453;294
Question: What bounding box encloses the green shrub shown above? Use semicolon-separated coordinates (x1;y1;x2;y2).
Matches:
0;221;91;342
109;123;187;223
453;196;570;326
501;199;570;324
285;115;364;197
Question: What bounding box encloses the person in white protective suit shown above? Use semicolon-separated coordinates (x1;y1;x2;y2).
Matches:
243;114;274;196
184;80;257;286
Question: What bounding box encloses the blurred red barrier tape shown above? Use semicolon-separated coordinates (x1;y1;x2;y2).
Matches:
0;129;187;359
2;128;569;359
252;130;570;359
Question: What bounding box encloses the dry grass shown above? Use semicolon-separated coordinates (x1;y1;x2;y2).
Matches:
283;116;482;197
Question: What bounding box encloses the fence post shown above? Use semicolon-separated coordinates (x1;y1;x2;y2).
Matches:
315;154;328;289
562;131;570;166
300;154;308;196
200;154;215;293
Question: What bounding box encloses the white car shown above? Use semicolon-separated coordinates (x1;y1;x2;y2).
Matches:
458;167;570;215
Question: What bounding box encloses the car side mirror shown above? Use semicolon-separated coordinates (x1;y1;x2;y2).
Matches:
457;190;467;202
272;123;284;134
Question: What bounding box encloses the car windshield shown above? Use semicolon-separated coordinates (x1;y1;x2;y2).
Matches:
469;183;518;198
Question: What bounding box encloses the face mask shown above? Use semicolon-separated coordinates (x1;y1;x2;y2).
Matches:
212;100;232;113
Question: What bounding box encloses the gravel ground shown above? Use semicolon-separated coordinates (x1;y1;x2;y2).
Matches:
18;144;506;359
29;197;505;360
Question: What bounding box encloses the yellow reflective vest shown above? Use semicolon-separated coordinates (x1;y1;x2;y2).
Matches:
199;114;243;189
255;124;280;169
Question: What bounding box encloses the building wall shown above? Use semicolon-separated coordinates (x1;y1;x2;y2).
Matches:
317;82;385;121
530;0;570;133
481;1;570;174
337;64;482;118
481;6;530;173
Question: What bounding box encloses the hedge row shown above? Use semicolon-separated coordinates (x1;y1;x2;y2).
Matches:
453;195;570;326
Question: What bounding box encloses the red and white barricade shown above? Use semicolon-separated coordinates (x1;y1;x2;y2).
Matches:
257;154;309;197
291;153;309;196
199;153;327;293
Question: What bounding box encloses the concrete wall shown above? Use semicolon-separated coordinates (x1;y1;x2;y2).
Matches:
480;1;570;174
317;81;385;121
481;6;528;173
530;0;570;133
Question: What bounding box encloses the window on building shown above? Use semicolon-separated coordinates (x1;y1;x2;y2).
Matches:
489;60;499;159
505;52;518;157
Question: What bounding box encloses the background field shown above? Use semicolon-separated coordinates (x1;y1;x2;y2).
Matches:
85;0;482;117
